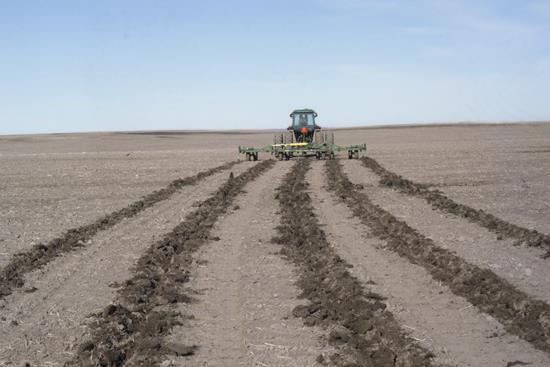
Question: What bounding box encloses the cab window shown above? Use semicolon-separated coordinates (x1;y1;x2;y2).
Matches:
292;113;314;127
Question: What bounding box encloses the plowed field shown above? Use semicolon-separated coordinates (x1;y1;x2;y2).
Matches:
1;123;549;367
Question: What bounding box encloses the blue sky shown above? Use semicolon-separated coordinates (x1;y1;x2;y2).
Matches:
1;0;550;134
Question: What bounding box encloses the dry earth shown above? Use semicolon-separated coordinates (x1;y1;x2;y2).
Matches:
0;122;549;366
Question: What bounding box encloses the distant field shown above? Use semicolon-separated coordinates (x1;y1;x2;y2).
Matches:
1;122;550;366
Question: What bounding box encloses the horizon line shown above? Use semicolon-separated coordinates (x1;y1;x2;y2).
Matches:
2;120;550;137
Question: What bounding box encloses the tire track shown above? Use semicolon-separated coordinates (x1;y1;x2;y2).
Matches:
0;163;254;366
272;159;437;367
173;161;331;366
327;159;550;354
309;161;550;367
67;160;274;366
0;160;239;299
361;156;550;257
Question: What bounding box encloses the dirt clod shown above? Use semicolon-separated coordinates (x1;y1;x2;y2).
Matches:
163;343;197;356
506;361;532;367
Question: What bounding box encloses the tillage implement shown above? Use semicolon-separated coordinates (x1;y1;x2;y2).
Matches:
238;109;367;161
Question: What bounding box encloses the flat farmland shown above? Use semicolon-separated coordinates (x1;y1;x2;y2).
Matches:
1;123;550;367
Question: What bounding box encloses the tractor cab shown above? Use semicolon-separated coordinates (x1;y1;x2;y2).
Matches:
289;109;319;142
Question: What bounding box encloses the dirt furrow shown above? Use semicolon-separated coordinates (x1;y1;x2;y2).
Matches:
343;159;550;303
309;161;550;367
272;159;436;367
169;161;331;366
0;160;240;299
327;159;550;354
0;163;255;366
66;160;274;366
360;156;550;257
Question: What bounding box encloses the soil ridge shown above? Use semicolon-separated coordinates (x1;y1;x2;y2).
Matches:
272;159;437;367
0;160;240;299
361;156;550;257
327;159;550;354
67;160;274;366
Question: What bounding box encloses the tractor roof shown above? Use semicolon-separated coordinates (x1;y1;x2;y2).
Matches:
290;108;317;115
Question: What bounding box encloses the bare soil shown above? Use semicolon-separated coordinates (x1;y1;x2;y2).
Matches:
343;159;550;303
326;159;550;354
69;161;274;366
273;159;435;366
0;160;239;298
309;161;550;367
360;156;550;255
1;123;549;366
0;163;254;366
0;133;237;269
336;123;550;234
174;161;332;366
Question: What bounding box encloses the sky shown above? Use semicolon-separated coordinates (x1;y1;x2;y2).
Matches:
1;0;550;134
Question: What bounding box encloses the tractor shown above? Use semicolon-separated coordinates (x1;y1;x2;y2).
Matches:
238;108;366;161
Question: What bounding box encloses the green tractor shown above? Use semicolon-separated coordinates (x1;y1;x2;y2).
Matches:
239;108;366;161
